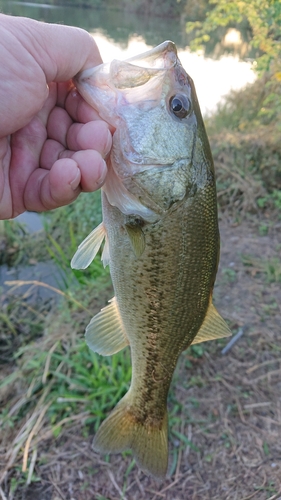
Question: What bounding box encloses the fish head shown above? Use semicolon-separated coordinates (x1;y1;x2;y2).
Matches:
75;41;213;217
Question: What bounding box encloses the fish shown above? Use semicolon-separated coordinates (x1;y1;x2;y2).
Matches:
71;41;231;479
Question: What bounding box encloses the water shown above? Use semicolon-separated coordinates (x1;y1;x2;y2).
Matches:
0;0;256;115
15;211;43;232
0;260;66;302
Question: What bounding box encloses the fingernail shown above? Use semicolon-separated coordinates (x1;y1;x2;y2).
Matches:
70;167;81;190
71;88;79;98
96;159;107;187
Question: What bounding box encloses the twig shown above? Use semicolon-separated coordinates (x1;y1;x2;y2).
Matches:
107;469;127;500
246;358;281;374
241;470;267;500
234;395;246;423
34;411;90;445
26;448;37;485
22;402;51;472
221;327;244;354
0;486;7;500
175;418;186;480
241;489;260;500
156;475;183;496
267;491;281;500
135;474;145;496
244;402;271;409
42;341;59;384
50;480;66;500
185;424;192;457
247;369;281;384
193;422;218;435
149;489;165;499
4;280;89;311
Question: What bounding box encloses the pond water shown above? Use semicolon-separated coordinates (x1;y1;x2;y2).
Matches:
1;0;256;115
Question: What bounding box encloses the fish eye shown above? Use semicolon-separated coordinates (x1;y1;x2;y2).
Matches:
169;95;191;119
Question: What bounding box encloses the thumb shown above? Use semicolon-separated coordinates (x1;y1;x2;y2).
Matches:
2;14;102;83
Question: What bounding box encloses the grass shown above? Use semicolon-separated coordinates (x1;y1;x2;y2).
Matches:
0;293;132;491
241;254;281;283
1;332;132;447
206;72;281;215
0;219;30;266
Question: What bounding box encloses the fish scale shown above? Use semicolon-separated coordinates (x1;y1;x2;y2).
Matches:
71;40;231;478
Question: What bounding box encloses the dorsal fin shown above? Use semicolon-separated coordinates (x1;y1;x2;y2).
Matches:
191;302;231;345
71;222;106;270
85;297;129;356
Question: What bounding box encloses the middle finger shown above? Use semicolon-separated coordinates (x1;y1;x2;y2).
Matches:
65;88;101;124
66;121;112;157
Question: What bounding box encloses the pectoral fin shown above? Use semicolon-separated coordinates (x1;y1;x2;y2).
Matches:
191;302;231;345
101;237;110;267
125;223;146;258
85;297;129;355
71;222;106;270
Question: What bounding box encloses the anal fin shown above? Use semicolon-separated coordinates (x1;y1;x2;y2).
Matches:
191;302;231;345
85;297;129;356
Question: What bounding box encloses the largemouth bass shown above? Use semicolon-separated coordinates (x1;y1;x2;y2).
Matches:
71;41;231;479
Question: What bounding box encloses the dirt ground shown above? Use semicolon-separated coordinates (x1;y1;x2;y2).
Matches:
1;217;281;500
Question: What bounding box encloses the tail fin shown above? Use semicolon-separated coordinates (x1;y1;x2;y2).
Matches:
93;393;168;479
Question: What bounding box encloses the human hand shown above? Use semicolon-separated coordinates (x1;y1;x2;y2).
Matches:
0;14;112;219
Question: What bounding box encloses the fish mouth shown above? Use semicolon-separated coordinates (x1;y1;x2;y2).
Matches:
125;40;178;70
74;40;178;88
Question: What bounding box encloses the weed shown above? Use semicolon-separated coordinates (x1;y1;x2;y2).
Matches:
258;223;269;236
1;326;132;475
257;189;281;213
189;344;205;358
242;254;281;283
263;441;270;456
187;376;205;388
222;267;237;283
42;191;103;253
0;219;28;266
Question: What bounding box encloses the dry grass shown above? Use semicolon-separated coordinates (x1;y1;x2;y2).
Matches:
209;128;281;215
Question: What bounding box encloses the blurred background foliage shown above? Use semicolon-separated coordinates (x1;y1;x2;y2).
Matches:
185;0;281;212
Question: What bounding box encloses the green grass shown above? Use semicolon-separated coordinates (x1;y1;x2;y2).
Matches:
43;190;103;248
0;325;132;478
241;254;281;283
2;336;132;433
0;219;29;266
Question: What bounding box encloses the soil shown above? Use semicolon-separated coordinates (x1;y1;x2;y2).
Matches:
1;217;281;500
